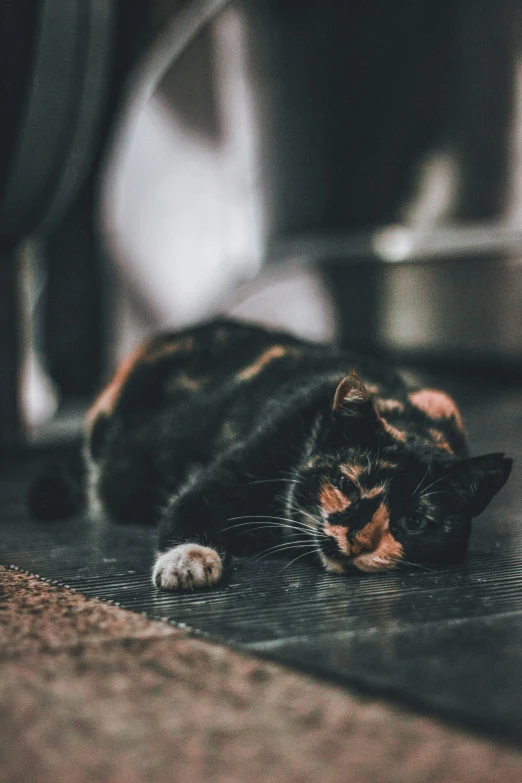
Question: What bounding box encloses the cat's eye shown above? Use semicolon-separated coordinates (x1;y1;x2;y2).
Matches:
337;475;356;497
398;516;428;535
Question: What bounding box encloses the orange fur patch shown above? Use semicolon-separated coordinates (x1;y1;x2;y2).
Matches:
351;504;403;571
361;485;386;500
377;460;398;471
144;336;195;364
353;532;403;572
320;483;352;515
349;502;389;556
381;418;407;443
237;345;287;381
376;398;405;414
378;532;403;560
86;330;199;426
340;464;364;485
409;389;464;431
321;499;403;572
323;523;351;556
86;335;196;428
86;342;148;426
428;428;453;453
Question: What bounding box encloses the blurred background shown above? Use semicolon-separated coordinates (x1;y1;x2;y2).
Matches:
1;0;522;451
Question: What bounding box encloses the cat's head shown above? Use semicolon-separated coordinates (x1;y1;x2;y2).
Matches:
291;373;512;574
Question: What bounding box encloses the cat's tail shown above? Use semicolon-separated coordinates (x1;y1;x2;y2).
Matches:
28;442;86;521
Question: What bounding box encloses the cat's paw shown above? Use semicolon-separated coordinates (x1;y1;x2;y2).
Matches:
152;543;223;591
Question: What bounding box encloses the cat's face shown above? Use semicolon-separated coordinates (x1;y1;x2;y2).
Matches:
291;374;512;574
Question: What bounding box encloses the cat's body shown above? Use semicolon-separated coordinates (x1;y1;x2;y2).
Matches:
34;319;512;590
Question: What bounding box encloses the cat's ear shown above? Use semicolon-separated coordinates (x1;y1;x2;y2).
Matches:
333;373;378;422
437;453;513;517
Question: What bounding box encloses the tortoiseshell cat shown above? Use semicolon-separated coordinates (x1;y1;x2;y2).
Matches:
33;319;512;590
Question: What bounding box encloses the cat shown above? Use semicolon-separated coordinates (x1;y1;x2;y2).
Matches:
30;319;512;590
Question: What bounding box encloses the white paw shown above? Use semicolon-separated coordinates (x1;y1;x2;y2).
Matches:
152;544;223;591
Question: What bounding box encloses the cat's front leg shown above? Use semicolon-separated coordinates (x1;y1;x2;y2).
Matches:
153;427;295;590
152;470;239;591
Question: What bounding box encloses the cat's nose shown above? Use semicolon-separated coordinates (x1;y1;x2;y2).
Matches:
348;524;378;555
349;537;372;556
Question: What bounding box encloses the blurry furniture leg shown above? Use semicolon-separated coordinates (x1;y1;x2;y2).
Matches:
44;189;106;399
0;250;22;456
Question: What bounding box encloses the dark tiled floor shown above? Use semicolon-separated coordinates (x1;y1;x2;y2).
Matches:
1;373;521;743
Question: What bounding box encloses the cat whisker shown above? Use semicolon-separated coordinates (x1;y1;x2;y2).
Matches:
222;522;318;539
228;513;318;530
421;490;451;500
375;430;381;462
227;514;306;525
278;469;302;480
223;516;319;536
285;505;328;539
247;478;300;486
250;539;317;562
419;473;451;495
278;548;319;573
413;467;430;497
389;556;437;573
222;522;301;536
287;504;321;527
